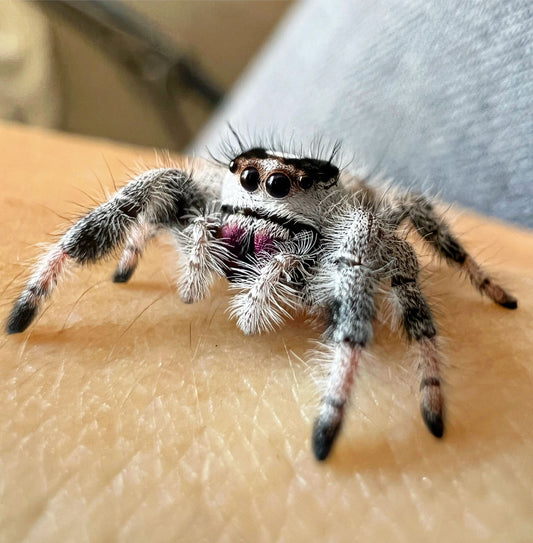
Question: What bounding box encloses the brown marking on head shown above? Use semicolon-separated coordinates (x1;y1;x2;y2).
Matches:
229;148;339;198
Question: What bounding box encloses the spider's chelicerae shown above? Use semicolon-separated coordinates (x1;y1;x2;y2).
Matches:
6;138;517;461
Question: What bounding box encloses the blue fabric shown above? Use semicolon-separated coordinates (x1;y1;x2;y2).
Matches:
194;0;532;227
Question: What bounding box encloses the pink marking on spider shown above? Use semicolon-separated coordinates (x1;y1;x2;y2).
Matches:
31;246;69;297
121;249;139;271
254;230;276;255
220;223;247;251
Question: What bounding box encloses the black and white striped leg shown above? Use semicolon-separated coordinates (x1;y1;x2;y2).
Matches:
7;168;209;334
391;239;444;437
406;195;517;309
313;232;379;460
313;342;363;461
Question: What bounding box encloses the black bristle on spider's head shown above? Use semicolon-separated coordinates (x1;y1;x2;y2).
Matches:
209;124;343;187
230;147;340;187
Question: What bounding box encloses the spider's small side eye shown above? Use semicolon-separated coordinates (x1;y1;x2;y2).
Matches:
299;176;313;190
229;160;238;173
265;172;291;198
240;167;260;192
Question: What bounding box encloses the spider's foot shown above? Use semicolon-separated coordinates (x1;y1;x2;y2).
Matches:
420;376;444;438
312;415;343;461
495;291;518;310
112;266;135;283
421;405;444;438
481;280;518;310
6;296;38;334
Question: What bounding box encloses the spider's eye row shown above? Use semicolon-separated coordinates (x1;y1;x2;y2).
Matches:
265;172;291;199
229;160;238;173
299;176;313;190
240;167;260;192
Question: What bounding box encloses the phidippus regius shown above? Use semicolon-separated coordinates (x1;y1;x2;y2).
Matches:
6;135;517;461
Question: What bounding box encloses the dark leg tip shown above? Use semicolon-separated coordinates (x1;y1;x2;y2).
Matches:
421;408;444;438
498;297;518;310
112;267;135;283
488;284;518;309
6;300;38;334
312;417;342;461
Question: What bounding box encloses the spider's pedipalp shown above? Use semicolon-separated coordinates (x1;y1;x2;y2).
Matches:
7;167;216;334
177;213;229;304
229;232;315;335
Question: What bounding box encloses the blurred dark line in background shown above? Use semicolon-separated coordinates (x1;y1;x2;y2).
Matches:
35;0;224;149
0;1;292;150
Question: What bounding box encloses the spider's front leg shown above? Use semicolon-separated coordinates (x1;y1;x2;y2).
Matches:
6;167;217;334
312;210;382;460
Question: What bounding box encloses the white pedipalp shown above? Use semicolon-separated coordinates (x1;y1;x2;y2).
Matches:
176;211;230;304
229;251;305;335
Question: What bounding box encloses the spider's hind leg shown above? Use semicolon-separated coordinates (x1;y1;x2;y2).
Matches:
405;195;517;309
390;238;444;438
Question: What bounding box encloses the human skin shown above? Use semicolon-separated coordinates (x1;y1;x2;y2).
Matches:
1;121;532;542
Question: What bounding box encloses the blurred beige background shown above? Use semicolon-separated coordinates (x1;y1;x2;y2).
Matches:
0;0;292;149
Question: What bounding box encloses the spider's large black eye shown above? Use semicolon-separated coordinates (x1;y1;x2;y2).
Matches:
299;176;313;190
265;172;291;198
240;167;260;192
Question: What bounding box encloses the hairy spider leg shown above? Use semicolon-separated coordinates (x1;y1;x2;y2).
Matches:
312;209;382;461
405;195;517;309
6;168;210;334
230;250;302;335
112;222;159;283
178;214;229;304
390;238;443;437
5;245;70;334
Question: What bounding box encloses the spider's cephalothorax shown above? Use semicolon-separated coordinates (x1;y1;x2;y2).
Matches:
6;143;518;461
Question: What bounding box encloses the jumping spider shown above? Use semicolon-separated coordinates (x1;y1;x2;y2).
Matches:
6;138;517;461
